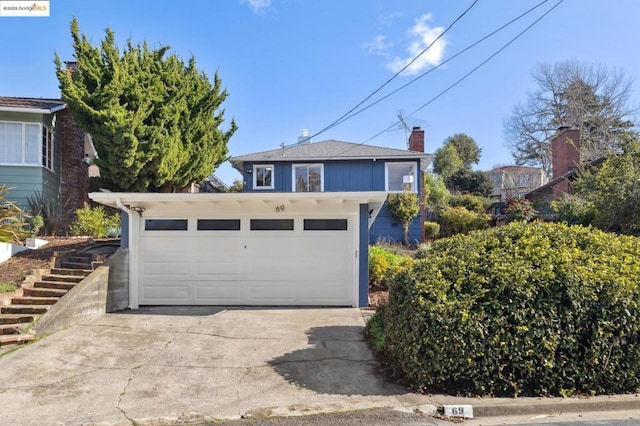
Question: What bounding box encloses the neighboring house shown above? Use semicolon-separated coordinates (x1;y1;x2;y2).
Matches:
486;165;548;201
229;127;433;243
525;127;603;204
0;96;93;214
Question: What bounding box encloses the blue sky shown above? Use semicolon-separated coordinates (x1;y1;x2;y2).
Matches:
2;0;639;185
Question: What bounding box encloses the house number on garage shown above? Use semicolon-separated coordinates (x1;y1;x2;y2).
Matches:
275;205;285;212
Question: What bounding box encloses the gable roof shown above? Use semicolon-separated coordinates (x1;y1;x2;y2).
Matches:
229;139;432;171
0;97;67;114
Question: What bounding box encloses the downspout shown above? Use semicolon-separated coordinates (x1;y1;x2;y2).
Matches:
115;199;138;309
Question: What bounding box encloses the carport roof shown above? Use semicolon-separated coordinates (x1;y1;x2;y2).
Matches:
89;191;388;226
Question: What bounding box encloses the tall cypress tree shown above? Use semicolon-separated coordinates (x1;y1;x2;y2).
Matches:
55;18;237;192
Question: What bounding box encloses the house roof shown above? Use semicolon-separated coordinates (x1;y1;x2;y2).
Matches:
525;156;606;200
229;140;433;171
0;96;67;114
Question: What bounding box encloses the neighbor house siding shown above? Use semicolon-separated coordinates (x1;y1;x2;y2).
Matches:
0;166;50;209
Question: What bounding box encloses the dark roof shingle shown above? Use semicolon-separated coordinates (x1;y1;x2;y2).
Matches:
0;96;66;112
230;140;432;170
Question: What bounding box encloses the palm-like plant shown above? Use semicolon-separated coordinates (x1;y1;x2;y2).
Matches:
0;186;28;243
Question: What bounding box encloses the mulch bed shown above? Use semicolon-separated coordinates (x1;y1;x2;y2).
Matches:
0;237;90;287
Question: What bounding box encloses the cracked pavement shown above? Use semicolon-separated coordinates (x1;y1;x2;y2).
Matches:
0;307;437;425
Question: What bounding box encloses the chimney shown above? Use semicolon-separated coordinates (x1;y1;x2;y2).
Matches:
408;126;424;152
551;127;580;179
297;129;312;145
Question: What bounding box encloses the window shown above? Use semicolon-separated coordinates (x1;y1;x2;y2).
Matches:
0;121;52;169
197;219;241;231
250;219;294;231
385;162;417;192
293;164;323;192
253;165;274;189
42;125;54;170
144;219;188;231
303;219;348;231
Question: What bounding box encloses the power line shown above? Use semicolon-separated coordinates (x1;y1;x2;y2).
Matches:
330;0;550;129
298;0;479;144
360;0;565;147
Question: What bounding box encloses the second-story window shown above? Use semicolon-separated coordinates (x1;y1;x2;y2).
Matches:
293;164;323;192
253;164;274;189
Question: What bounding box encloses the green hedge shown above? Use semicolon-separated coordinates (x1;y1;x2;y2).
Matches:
374;221;640;397
368;245;413;290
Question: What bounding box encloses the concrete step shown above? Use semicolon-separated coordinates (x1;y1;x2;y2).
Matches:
11;296;60;306
1;305;50;315
33;281;76;291
24;287;68;298
0;333;34;347
0;314;37;325
0;323;28;335
50;268;92;277
41;274;85;283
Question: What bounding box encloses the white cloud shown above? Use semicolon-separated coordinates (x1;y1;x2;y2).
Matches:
363;35;393;56
241;0;271;15
386;14;446;76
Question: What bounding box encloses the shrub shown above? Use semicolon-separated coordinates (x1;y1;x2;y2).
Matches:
505;196;536;222
377;221;640;397
424;221;440;239
448;193;489;213
386;192;420;245
26;191;69;235
438;206;489;237
551;194;596;226
413;242;431;260
29;215;44;236
71;204;120;238
368;245;412;290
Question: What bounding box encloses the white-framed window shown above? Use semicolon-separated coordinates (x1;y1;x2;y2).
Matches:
385;162;417;192
0;120;53;170
292;163;323;192
253;164;274;189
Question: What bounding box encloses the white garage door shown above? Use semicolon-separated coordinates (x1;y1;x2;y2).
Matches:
138;216;356;306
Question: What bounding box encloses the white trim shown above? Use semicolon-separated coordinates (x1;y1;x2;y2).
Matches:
252;164;274;190
292;163;324;192
385;161;418;192
0;105;66;114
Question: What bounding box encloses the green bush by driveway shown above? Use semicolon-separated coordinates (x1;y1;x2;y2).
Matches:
370;221;640;397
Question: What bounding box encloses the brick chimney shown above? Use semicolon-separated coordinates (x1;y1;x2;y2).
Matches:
551;127;580;197
408;126;424;152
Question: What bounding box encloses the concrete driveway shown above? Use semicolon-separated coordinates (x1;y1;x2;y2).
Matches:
0;307;435;425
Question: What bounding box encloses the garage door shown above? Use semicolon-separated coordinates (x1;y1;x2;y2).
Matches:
138;216;356;306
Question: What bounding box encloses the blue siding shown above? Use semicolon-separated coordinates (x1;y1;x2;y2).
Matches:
240;159;424;243
242;163;291;192
324;160;384;191
359;203;369;307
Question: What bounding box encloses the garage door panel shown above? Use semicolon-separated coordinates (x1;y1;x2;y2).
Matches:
142;261;190;276
143;285;190;301
142;238;192;255
196;237;242;252
195;284;242;302
195;261;242;277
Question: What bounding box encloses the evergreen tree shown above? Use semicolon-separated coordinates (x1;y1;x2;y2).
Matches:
55;18;237;192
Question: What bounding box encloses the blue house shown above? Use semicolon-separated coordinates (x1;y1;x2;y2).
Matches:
229;127;432;243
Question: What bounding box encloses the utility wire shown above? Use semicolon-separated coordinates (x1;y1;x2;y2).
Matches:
298;0;479;144
329;0;550;130
327;0;564;159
